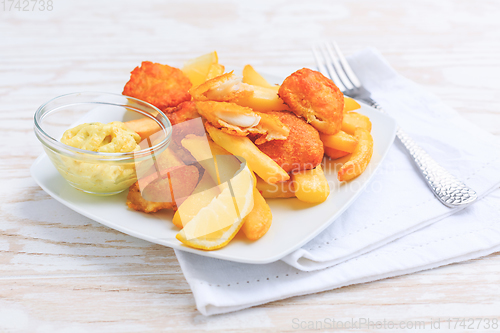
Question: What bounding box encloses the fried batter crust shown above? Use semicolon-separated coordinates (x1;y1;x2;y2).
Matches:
278;68;344;135
126;147;200;213
189;72;253;102
195;101;289;144
165;101;200;126
253;111;324;173
126;181;174;213
163;101;206;149
123;61;192;111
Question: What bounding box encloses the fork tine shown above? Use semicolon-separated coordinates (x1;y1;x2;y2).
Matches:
312;46;329;78
319;44;347;92
313;43;351;92
325;43;354;91
331;41;361;88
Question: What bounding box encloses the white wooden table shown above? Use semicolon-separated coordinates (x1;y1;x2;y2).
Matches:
1;0;500;331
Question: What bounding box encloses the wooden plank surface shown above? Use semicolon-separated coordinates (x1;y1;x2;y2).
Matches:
1;0;500;331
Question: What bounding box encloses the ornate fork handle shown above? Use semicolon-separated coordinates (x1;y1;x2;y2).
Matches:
370;100;478;208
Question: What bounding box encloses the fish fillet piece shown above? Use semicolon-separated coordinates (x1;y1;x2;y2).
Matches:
126;147;199;213
189;72;254;102
126;181;174;214
195;101;289;144
278;68;344;135
164;101;200;126
163;101;205;148
123;61;192;111
252;111;324;173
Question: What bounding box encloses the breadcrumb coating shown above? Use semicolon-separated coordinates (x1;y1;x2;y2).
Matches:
123;61;192;111
252;111;324;173
279;68;344;135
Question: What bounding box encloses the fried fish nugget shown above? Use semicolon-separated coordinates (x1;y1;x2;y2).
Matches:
195;101;289;144
278;68;344;135
164;101;200;125
138;164;200;206
253;111;324;173
123;61;192;111
190;72;254;102
163;101;205;149
126;181;174;213
126;147;199;213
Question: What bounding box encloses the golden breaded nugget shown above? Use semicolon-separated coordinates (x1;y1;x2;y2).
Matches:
123;61;192;111
126;181;174;213
164;101;200;126
195;101;289;144
279;68;344;135
126;147;199;213
253;111;323;173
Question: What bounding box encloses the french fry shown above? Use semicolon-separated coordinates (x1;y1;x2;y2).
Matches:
205;123;290;183
242;64;279;91
256;176;295;199
181;135;238;185
324;147;350;160
207;139;231;156
241;188;273;240
234;85;289;112
180;134;231;161
291;165;330;203
338;128;373;181
182;51;218;86
342;112;372;135
343;96;361;113
124;118;161;140
320;131;358;153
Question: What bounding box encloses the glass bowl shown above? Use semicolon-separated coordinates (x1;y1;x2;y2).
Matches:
34;92;172;196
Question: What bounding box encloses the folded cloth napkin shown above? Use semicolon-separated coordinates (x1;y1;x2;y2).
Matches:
175;48;500;316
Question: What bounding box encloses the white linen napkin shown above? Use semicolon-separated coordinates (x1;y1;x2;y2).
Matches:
175;49;500;316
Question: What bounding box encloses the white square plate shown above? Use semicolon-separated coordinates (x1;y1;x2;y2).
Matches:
31;100;396;264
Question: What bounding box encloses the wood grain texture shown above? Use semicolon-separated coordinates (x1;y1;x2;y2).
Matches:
1;0;500;331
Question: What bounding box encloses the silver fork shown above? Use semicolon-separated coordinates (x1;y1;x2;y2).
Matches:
313;42;477;208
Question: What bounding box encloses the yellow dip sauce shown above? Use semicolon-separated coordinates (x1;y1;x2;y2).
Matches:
59;121;142;195
61;121;141;153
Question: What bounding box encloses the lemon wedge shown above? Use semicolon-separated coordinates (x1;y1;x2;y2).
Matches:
182;51;218;87
175;162;255;250
172;171;220;229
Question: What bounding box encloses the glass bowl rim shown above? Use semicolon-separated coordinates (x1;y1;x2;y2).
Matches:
34;91;172;162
